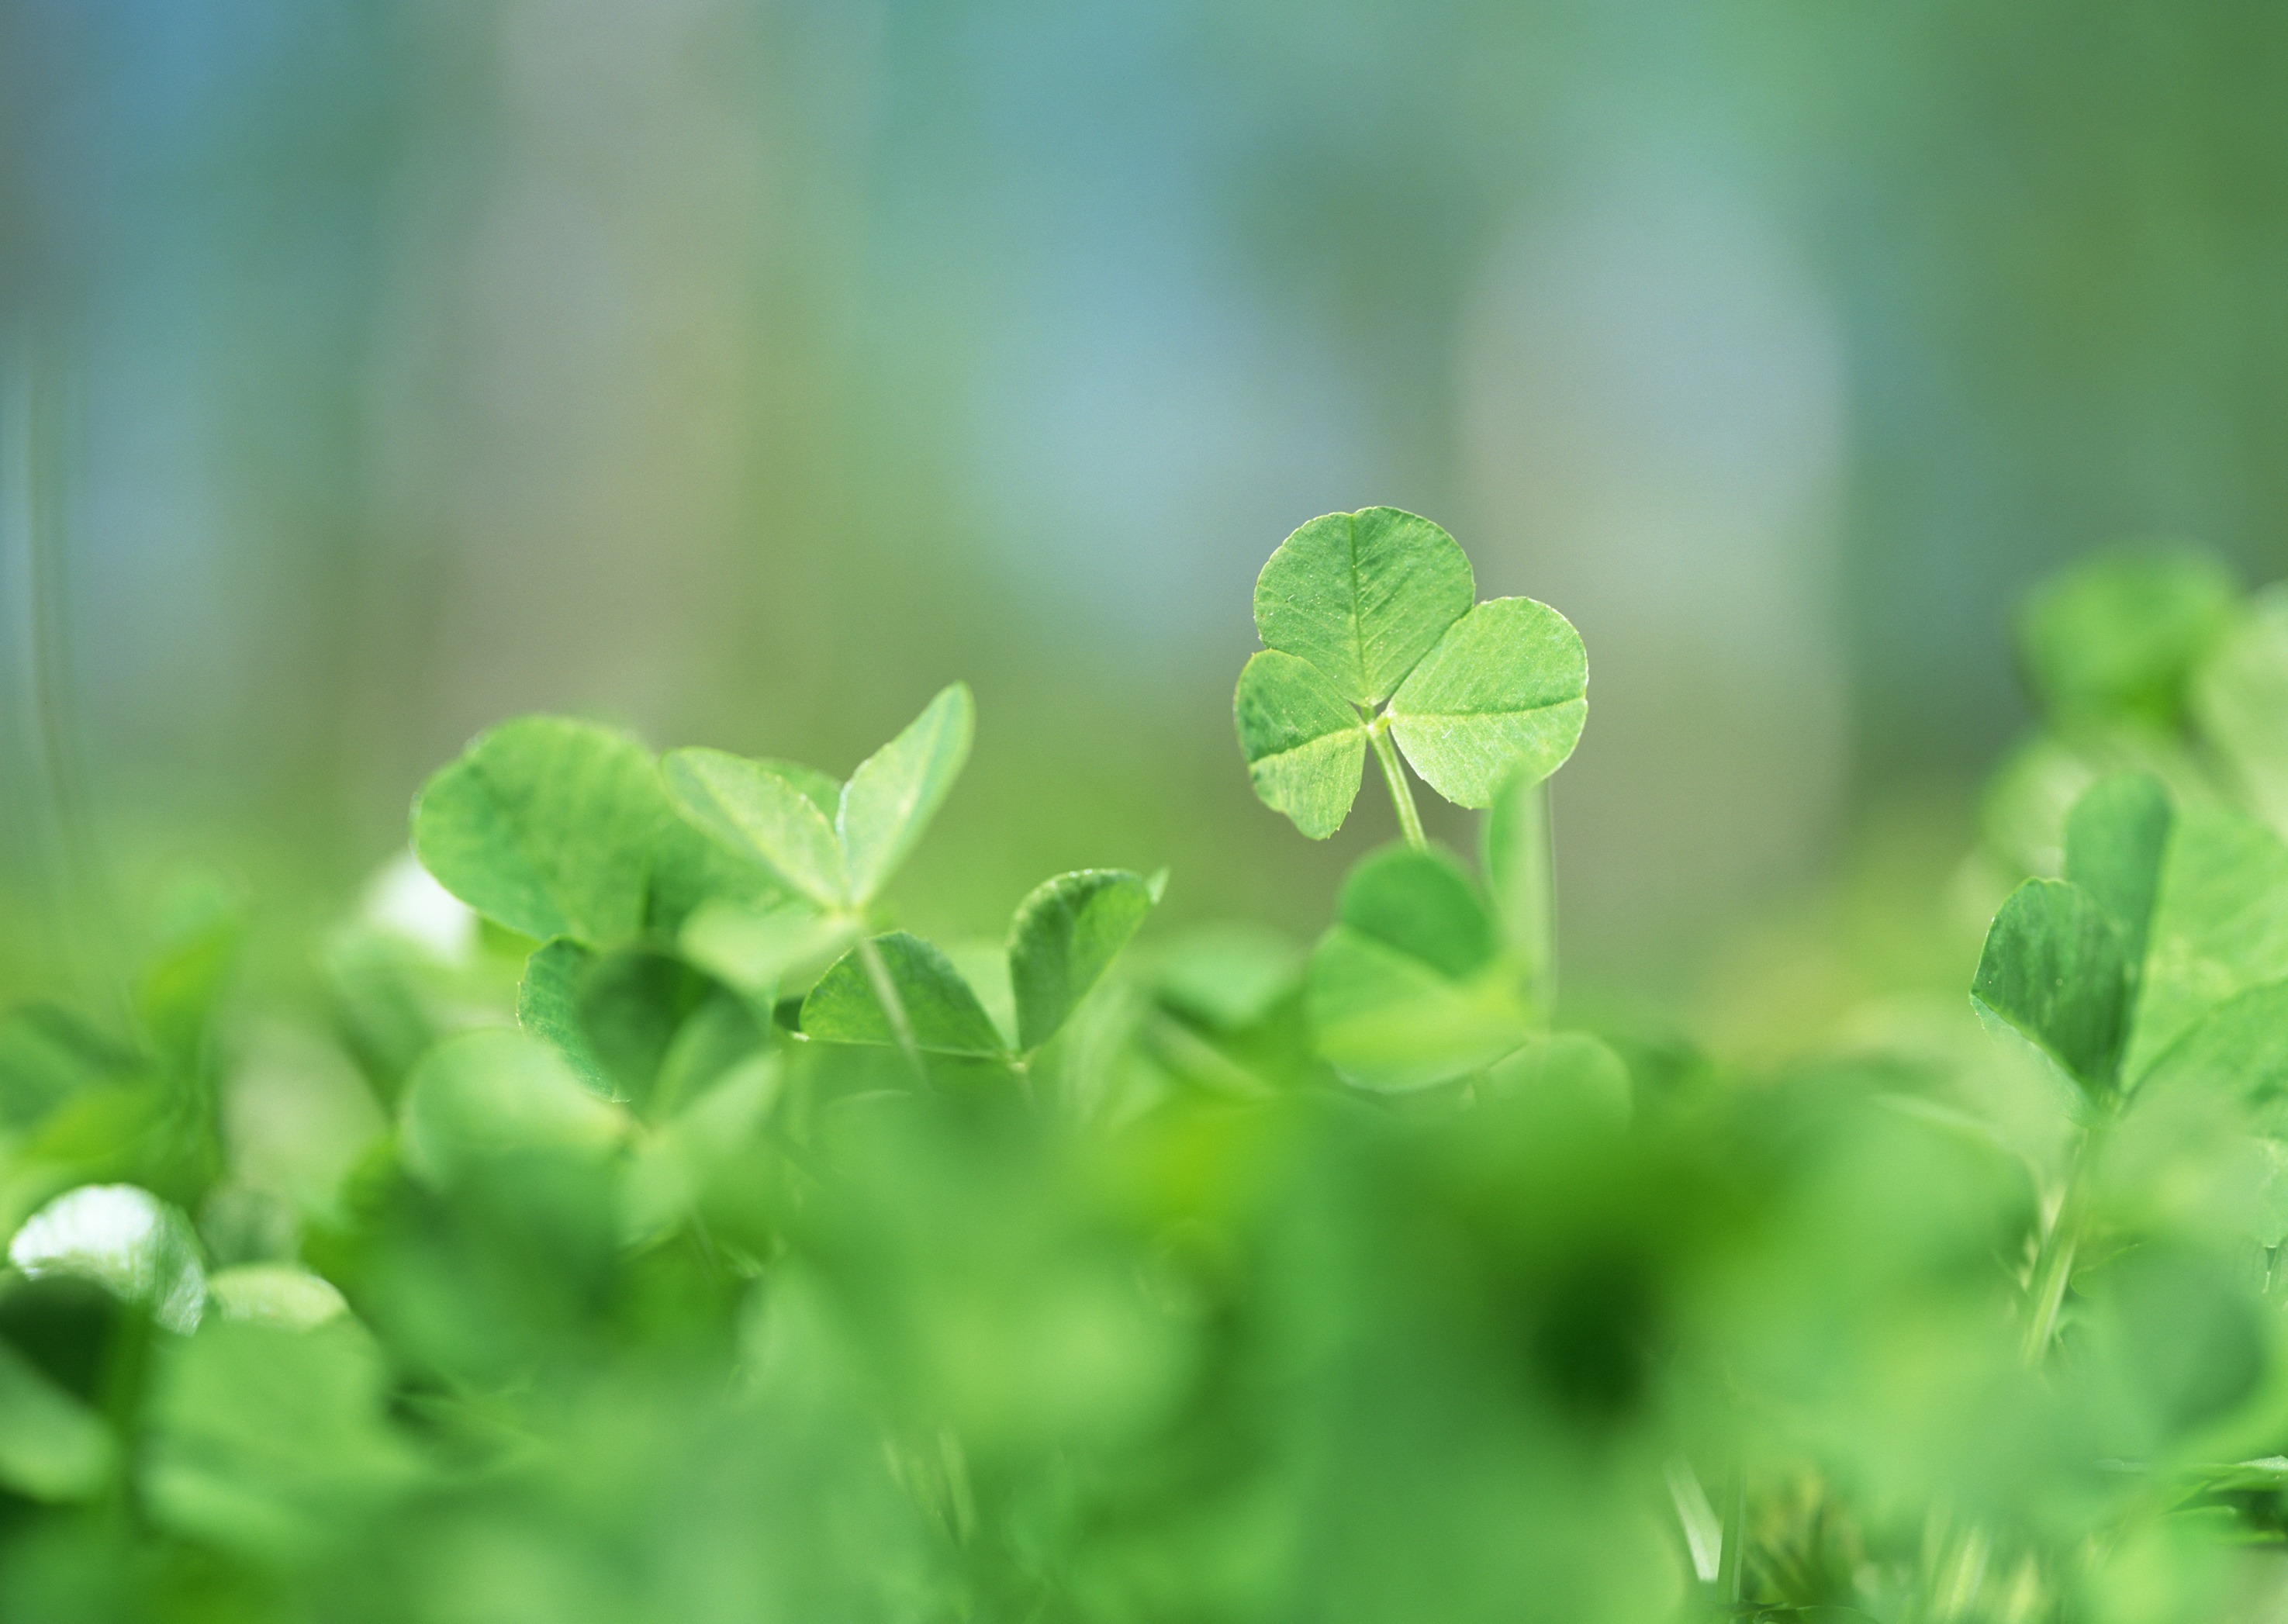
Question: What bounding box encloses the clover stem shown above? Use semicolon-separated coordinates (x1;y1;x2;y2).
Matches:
1367;720;1428;851
2021;1120;2102;1366
856;932;929;1087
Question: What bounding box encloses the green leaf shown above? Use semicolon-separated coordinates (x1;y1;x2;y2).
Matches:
838;683;976;905
1484;1031;1631;1127
2062;772;2172;976
0;1336;115;1501
1307;846;1529;1091
1387;597;1588;808
412;717;665;945
1008;869;1164;1052
575;948;721;1111
1335;845;1496;980
2195;582;2288;832
645;811;786;935
2126;803;2288;1080
1253;506;1474;704
679;898;860;1001
801;933;1007;1057
663;748;848;908
1149;924;1301;1031
2134;980;2288;1117
517;938;608;1095
1971;878;2127;1092
2019;546;2237;730
398;1029;628;1185
1234;650;1368;838
1308;931;1533;1093
0;1005;139;1133
141;1318;420;1563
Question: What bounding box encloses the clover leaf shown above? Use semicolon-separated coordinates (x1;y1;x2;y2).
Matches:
1971;877;2129;1096
663;683;973;913
1234;508;1586;841
800;869;1163;1065
1306;844;1533;1092
412;717;665;946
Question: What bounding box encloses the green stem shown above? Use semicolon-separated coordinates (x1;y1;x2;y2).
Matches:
855;933;929;1087
2021;1126;2098;1367
1367;720;1427;851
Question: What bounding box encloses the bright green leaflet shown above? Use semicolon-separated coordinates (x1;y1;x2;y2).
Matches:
517;938;609;1096
1233;651;1369;838
2124;802;2288;1081
1486;1031;1631;1127
413;717;663;945
399;1029;628;1186
1334;845;1496;980
2062;772;2172;976
1253;506;1474;705
0;1338;115;1502
2134;980;2288;1117
664;686;972;910
1009;869;1164;1051
1307;845;1531;1091
801;932;1007;1058
664;749;848;908
838;683;975;907
141;1318;420;1564
2018;547;2237;730
679;898;859;1002
1308;931;1533;1093
2196;583;2288;834
1387;597;1588;808
1971;877;2127;1093
646;810;786;935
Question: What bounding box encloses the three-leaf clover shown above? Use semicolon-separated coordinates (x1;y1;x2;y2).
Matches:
1234;508;1588;842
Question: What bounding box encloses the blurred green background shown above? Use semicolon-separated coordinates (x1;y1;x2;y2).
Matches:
5;0;2286;1015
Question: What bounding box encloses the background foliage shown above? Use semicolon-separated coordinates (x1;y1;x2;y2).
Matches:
5;3;2288;1619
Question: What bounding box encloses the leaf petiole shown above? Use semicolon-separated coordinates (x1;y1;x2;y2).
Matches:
1366;716;1428;851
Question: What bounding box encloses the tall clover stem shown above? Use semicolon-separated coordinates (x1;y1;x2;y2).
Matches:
1367;720;1427;851
1515;779;1556;1018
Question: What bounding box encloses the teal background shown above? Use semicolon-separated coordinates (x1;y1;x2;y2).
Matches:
4;0;2286;1007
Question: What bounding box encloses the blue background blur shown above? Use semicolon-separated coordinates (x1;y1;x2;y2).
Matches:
5;0;2286;1001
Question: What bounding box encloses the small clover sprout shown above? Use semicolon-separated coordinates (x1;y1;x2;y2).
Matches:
1234;508;1587;844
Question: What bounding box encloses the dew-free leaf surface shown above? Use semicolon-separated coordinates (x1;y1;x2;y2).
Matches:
1387;597;1588;807
1009;869;1163;1052
838;684;975;906
663;748;848;908
2063;772;2172;976
1233;651;1367;838
1307;845;1530;1090
1972;878;2128;1092
802;933;1007;1057
413;717;664;945
1253;507;1474;704
399;1030;628;1185
517;938;607;1094
2127;803;2288;1081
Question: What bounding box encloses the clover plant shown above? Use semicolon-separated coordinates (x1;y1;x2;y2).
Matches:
13;520;2288;1621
